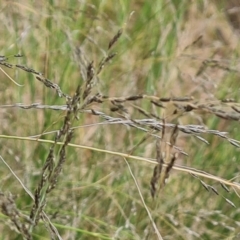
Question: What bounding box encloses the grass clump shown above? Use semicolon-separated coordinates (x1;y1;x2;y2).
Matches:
0;1;240;239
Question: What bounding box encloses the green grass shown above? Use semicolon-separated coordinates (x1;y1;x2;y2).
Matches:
0;1;240;239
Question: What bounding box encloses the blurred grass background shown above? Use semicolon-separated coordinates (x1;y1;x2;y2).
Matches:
1;0;240;239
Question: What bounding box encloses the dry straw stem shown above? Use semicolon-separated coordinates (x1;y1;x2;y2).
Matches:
124;157;163;240
0;66;23;87
0;134;239;192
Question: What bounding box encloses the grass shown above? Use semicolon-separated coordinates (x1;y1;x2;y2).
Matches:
0;0;240;239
